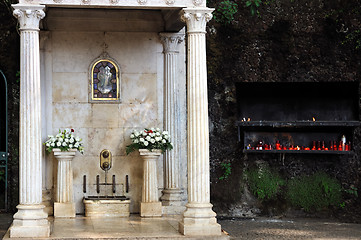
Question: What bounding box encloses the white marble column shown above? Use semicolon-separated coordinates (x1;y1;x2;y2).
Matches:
139;149;162;217
179;8;221;236
53;149;76;218
159;33;185;209
10;4;50;238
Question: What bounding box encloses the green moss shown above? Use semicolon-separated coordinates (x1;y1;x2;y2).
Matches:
214;0;238;24
219;162;232;180
286;172;342;212
246;166;285;201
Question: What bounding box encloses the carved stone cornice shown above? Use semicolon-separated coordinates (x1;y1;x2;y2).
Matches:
181;8;213;34
13;5;46;31
159;33;185;53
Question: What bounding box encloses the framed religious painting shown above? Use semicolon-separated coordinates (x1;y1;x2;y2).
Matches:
89;57;121;103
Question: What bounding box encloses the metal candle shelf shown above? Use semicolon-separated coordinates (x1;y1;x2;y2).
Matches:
235;82;360;156
236;121;360;128
237;121;359;155
243;149;354;155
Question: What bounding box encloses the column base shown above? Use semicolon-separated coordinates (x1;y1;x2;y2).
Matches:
140;202;162;217
179;203;221;236
54;202;75;218
161;189;183;206
10;204;50;238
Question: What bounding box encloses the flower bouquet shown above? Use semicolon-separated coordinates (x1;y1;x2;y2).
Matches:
44;129;84;154
126;128;173;155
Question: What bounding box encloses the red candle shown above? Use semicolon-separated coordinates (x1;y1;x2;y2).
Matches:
338;141;342;151
276;140;280;150
312;141;316;150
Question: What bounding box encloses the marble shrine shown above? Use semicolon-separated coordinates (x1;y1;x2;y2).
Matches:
9;0;222;238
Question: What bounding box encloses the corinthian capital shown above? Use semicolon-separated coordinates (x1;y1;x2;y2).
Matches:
12;4;45;31
181;8;214;34
159;33;185;53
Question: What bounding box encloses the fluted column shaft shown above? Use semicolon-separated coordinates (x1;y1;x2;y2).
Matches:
183;7;213;208
57;160;73;202
139;149;162;217
54;150;76;203
142;154;159;202
159;33;184;206
53;149;76;217
187;26;210;204
10;4;50;238
179;8;221;236
17;8;44;206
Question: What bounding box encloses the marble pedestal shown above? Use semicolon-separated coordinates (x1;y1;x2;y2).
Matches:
53;148;77;218
139;149;162;217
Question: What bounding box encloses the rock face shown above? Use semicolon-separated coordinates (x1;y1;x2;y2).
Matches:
207;0;361;222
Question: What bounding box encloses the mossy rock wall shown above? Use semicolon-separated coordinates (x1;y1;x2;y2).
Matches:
207;0;361;222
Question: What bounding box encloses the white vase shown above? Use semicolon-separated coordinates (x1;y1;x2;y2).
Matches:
53;148;77;218
139;149;163;217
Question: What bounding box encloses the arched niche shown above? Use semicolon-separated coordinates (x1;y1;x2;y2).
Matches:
89;56;121;103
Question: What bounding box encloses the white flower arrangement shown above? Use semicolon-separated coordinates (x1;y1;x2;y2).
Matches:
126;128;173;155
44;129;84;154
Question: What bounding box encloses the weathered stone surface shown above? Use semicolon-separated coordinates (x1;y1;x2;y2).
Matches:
83;199;130;217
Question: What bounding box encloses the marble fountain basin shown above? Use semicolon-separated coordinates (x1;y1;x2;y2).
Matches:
83;196;131;217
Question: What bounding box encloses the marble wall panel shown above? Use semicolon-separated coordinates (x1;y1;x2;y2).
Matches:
53;103;92;129
119;103;160;128
53;72;88;103
105;32;160;74
91;104;120;128
52;32;102;73
122;74;157;104
87;128;124;156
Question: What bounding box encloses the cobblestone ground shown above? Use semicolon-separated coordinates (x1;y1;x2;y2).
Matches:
219;218;361;240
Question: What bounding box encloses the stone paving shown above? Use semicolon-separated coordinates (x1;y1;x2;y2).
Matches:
1;213;361;239
218;217;361;240
1;214;227;240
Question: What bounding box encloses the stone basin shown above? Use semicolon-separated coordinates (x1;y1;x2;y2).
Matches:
83;196;131;217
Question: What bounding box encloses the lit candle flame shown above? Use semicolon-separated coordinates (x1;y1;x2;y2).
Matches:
312;117;316;122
